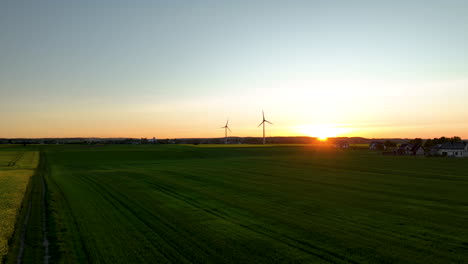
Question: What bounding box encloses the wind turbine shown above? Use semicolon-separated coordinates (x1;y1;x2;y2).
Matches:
221;119;231;144
257;110;273;144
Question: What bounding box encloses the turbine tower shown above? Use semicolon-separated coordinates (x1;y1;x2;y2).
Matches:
257;110;273;145
221;119;231;144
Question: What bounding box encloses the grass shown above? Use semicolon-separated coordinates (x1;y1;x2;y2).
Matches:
0;147;39;262
42;144;468;263
349;144;369;148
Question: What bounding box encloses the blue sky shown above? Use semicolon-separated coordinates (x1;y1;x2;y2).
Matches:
1;0;468;138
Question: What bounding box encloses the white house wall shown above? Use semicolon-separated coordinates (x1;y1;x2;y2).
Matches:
439;149;467;157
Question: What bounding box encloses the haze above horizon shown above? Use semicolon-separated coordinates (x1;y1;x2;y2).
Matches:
1;0;468;139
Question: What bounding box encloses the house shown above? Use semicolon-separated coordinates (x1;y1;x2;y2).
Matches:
411;144;425;156
396;144;410;155
429;144;443;156
369;141;386;150
334;140;349;149
436;142;468;157
396;144;424;156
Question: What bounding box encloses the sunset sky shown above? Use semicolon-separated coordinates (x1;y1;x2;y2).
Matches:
1;0;468;139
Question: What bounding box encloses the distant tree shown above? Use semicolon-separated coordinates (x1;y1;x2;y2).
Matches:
439;137;447;144
424;139;434;148
429;136;461;145
408;138;423;146
384;140;397;147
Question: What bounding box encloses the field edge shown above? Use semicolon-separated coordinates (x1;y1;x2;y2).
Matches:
4;151;48;264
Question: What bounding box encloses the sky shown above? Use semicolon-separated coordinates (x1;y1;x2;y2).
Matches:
1;0;468;139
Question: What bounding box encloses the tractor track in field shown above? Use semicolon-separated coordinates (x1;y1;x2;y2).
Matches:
77;173;195;263
16;188;32;264
8;151;26;167
16;152;50;264
40;159;50;264
46;171;92;263
127;171;359;264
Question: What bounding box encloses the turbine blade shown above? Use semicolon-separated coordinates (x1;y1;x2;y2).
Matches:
262;110;265;120
257;121;264;127
265;120;273;125
228;127;232;132
226;119;229;126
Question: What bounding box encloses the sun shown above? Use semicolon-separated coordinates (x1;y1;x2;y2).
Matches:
296;124;350;140
313;126;335;141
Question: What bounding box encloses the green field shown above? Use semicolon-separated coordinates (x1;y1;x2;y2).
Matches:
0;148;38;262
38;145;468;263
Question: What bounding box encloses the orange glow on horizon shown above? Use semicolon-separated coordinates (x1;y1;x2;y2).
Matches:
295;124;352;140
2;115;468;139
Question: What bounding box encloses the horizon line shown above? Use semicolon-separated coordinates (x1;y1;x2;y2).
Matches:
1;136;466;140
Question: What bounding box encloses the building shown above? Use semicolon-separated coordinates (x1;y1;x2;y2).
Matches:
436;142;468;157
334;140;350;149
396;144;410;155
369;141;386;150
429;144;443;156
411;145;425;156
396;144;424;156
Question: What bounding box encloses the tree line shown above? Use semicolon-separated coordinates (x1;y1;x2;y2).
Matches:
382;136;463;149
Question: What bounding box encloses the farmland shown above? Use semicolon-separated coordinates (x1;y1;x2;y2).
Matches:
0;147;39;262
39;145;468;263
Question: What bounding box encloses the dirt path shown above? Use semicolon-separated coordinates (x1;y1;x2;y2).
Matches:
40;163;50;264
15;193;32;264
14;152;50;264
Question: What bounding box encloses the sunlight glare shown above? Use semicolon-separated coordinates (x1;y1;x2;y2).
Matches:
296;124;351;140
